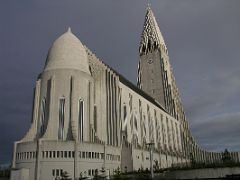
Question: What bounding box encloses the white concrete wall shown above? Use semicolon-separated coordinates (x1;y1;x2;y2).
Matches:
119;81;181;154
14;140;121;180
10;169;29;180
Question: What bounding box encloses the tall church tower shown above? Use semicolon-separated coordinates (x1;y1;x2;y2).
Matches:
138;6;183;120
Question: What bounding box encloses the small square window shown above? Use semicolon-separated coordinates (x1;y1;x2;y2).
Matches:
53;151;56;158
61;151;63;158
101;153;104;159
56;169;59;176
72;151;75;158
57;151;60;158
64;151;67;158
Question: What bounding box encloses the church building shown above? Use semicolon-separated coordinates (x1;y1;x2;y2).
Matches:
11;6;240;180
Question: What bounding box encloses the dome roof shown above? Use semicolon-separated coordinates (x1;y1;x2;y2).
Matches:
44;28;90;74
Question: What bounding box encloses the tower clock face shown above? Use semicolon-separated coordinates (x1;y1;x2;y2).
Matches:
148;59;153;64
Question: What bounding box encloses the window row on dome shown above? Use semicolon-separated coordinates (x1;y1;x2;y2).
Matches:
16;151;37;160
39;150;120;162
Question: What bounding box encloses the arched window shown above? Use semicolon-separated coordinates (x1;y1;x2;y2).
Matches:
58;97;65;140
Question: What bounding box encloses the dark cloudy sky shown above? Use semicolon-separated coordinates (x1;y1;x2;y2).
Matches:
1;0;240;165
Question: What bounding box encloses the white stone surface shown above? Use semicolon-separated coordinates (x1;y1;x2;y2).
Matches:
44;28;90;74
10;169;29;180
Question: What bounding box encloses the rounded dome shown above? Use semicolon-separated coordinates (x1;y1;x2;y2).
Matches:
44;28;90;74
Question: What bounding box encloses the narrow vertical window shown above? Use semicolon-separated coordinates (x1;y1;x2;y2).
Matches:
57;151;60;158
123;105;127;120
58;97;65;140
39;98;46;136
123;105;127;132
56;169;59;176
78;99;84;141
39;79;51;137
94;105;97;132
53;151;56;158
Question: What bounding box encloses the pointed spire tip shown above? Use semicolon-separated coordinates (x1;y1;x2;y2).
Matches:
67;27;71;33
147;0;151;10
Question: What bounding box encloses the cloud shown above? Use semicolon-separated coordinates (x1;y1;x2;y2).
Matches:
184;67;240;122
190;112;240;152
185;68;240;152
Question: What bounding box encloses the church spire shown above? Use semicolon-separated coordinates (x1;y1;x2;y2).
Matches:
139;6;167;55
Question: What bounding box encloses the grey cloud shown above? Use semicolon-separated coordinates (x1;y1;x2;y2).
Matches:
190;112;240;151
185;68;240;122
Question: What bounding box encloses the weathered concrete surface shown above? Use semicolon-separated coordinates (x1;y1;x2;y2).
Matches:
165;167;240;179
10;169;29;180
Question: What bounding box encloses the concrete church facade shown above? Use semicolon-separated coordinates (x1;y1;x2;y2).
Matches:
11;7;240;180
